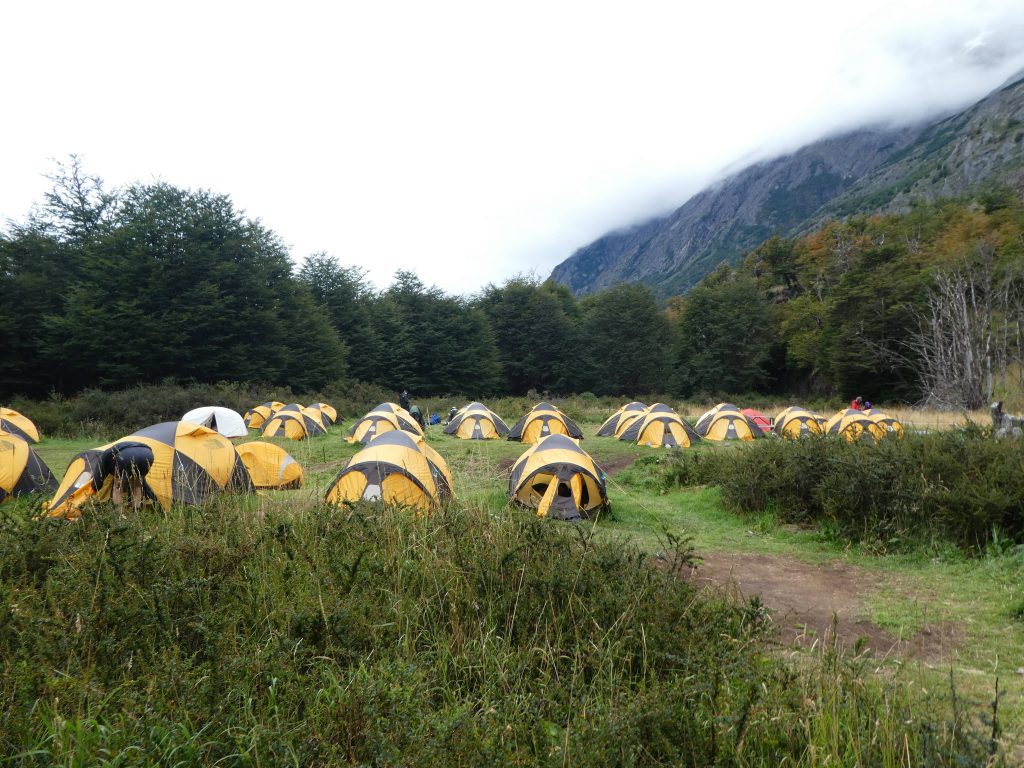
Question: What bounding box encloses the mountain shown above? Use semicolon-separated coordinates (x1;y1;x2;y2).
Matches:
551;74;1024;297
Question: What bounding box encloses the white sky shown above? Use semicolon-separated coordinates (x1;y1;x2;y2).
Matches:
2;1;1024;295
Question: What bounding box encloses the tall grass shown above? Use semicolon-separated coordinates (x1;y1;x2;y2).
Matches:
0;498;1001;765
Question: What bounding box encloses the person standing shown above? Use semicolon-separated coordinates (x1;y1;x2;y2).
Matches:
399;389;410;412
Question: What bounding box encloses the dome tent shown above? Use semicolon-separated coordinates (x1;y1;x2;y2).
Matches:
443;402;509;440
235;442;304;489
182;406;248;438
596;401;647;437
308;402;338;426
346;402;424;445
508;434;608;520
45;421;253;519
618;404;700;448
699;403;764;441
825;409;886;442
0;407;40;443
507;402;584;444
0;432;57;503
867;411;905;438
774;407;825;439
741;408;772;434
261;404;328;440
243;401;285;429
326;430;451;510
693;405;722;435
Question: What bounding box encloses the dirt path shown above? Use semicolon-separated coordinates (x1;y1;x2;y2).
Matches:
688;551;959;661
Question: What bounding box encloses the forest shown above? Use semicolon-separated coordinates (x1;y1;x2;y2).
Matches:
2;159;1023;408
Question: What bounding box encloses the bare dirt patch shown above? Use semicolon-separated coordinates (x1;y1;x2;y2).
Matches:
688;551;959;661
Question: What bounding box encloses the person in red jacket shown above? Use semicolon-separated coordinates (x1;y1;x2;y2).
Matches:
850;396;864;410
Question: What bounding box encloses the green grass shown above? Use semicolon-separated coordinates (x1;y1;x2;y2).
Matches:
5;408;1020;763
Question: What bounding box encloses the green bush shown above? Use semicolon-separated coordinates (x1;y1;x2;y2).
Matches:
0;501;997;765
657;429;1024;551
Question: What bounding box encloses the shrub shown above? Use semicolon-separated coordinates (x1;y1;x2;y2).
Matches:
656;429;1024;551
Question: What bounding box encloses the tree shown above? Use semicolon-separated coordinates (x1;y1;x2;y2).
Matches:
478;276;582;394
905;243;1023;409
673;272;773;396
579;283;672;395
299;254;378;375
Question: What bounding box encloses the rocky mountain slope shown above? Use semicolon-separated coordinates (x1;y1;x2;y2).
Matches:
551;74;1024;297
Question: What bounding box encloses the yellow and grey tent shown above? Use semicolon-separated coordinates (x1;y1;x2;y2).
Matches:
596;401;647;437
774;407;825;439
308;402;338;426
261;404;328;440
0;432;57;503
45;421;253;519
346;402;424;444
325;430;451;510
825;409;886;442
693;405;722;435
866;411;905;438
235;442;304;489
443;402;509;440
507;402;584;444
699;403;764;441
508;434;608;520
0;407;40;443
618;403;700;448
244;401;285;429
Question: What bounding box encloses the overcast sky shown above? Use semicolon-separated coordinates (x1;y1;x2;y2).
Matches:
3;1;1024;295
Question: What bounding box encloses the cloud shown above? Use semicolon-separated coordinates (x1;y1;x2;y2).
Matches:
2;1;1024;295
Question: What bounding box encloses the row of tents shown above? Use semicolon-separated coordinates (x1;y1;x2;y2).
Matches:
2;414;603;522
600;402;904;445
0;397;907;520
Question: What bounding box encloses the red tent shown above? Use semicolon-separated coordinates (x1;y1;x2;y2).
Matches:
741;408;772;433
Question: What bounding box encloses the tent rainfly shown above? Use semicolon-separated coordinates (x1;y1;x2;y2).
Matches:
508;434;608;520
507;402;584;444
443;402;510;440
45;421;253;519
182;406;248;438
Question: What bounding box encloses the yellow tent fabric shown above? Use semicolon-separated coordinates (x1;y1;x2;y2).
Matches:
45;421;253;519
866;411;905;438
346;403;423;444
244;402;285;429
235;442;304;488
596;401;647;437
261;404;328;440
308;402;338;426
618;404;700;448
443;402;509;440
0;407;40;443
507;402;584;444
0;432;57;503
325;430;450;510
774;407;825;439
825;409;886;442
700;404;763;441
508;433;607;520
693;404;723;435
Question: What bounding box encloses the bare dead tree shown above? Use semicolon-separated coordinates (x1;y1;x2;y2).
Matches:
906;241;1023;409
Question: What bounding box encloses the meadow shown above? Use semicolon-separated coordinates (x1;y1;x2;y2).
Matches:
1;395;1020;765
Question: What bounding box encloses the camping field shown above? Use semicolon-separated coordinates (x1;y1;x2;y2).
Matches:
3;397;1022;765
